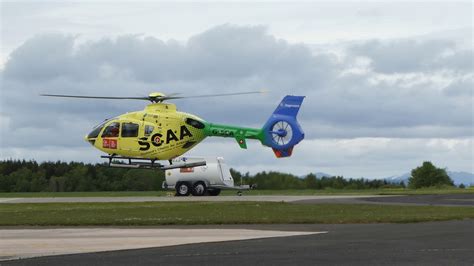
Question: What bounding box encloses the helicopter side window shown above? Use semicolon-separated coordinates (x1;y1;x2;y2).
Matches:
144;125;154;136
101;122;120;138
121;122;139;138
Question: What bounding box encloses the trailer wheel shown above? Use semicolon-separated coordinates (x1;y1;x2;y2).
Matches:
208;189;221;196
176;182;191;196
192;182;207;196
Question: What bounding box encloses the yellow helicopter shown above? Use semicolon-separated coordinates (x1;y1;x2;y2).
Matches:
41;91;305;170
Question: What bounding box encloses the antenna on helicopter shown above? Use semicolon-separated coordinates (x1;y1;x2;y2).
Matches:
40;90;268;103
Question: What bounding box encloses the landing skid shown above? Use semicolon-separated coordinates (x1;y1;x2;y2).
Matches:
101;155;206;170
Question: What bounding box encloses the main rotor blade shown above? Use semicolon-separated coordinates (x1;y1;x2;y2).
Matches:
40;94;149;100
163;90;268;100
41;90;268;102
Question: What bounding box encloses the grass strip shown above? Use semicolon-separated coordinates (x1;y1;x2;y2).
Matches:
0;202;472;226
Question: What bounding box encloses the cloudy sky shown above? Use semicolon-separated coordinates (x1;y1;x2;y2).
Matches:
0;1;472;178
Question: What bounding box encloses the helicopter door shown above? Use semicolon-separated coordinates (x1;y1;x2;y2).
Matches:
101;122;120;150
120;122;140;153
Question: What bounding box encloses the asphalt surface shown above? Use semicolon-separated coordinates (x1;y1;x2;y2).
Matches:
2;194;473;206
0;195;393;204
3;220;473;266
292;193;474;206
361;193;474;206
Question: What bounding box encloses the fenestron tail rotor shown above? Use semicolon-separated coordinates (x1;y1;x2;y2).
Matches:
271;121;293;146
40;90;268;103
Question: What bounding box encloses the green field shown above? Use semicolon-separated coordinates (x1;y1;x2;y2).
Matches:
0;202;472;226
0;187;472;198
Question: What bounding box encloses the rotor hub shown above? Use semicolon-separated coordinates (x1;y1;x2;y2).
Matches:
275;128;287;137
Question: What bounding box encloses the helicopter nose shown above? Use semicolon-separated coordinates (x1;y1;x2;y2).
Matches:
85;134;96;146
86;128;100;146
86;122;107;146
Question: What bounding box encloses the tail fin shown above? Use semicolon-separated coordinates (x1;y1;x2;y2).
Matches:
261;95;305;158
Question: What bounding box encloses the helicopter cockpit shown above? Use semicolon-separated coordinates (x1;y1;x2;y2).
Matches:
86;118;145;143
86;120;107;143
87;119;111;141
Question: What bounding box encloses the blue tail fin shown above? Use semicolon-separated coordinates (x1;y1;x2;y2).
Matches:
261;95;305;158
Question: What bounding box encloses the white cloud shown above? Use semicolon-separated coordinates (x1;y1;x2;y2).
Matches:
2;2;472;69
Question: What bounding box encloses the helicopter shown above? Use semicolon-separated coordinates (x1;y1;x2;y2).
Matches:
41;91;305;171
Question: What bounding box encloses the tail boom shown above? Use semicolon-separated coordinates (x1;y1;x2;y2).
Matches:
203;123;263;149
203;95;305;158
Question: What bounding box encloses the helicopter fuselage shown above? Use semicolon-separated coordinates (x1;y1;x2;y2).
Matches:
86;102;263;160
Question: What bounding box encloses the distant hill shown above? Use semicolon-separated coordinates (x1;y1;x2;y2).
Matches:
386;173;411;184
386;171;474;186
315;172;332;178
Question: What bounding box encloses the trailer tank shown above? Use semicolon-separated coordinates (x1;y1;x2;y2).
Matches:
163;157;249;196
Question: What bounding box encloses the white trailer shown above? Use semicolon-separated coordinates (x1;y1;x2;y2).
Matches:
162;156;250;196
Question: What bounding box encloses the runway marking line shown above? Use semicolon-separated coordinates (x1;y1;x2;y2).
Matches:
0;228;327;261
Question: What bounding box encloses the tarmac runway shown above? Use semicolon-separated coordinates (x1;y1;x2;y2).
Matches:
3;220;473;266
1;194;473;206
360;193;474;206
0;195;393;204
294;193;474;207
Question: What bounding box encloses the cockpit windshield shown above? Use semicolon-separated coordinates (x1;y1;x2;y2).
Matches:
87;119;111;139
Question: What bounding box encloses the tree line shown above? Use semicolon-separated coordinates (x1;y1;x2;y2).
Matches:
0;160;164;192
230;170;403;190
0;159;408;192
